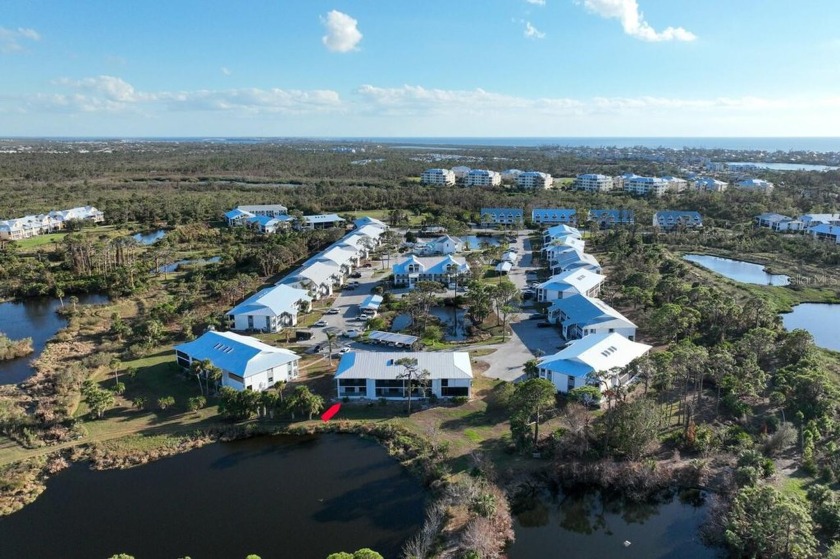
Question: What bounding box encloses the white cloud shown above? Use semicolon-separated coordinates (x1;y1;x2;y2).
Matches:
524;21;546;39
321;10;363;53
221;66;231;76
0;26;41;53
8;79;840;136
525;0;546;5
579;0;696;42
32;75;343;115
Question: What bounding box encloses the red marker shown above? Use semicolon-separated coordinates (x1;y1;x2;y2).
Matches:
321;403;341;422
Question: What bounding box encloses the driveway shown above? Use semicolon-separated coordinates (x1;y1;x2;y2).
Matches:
466;231;567;381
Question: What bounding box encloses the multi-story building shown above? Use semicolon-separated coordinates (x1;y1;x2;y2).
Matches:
693;177;728;192
174;331;300;392
624;176;670;197
0;206;104;241
517;171;553;190
754;213;803;232
737;179;774;193
465;169;502;187
663;176;689;193
500;169;524;183
392;255;470;288
574;174;614;192
335;351;472;400
653;211;703;230
587;209;635;228
537;332;651;394
420;168;456;186
480;208;524;227
531;208;577;226
546;294;637;341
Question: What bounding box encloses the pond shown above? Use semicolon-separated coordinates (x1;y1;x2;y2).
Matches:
157;256;220;273
0;294;110;385
0;434;426;559
782;303;840;352
132;229;166;245
683;254;790;286
461;235;501;250
392;307;469;341
508;489;713;559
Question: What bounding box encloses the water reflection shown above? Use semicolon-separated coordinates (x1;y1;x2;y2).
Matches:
509;488;713;559
0;294;110;384
0;434;425;559
683;254;789;286
132;229;166;245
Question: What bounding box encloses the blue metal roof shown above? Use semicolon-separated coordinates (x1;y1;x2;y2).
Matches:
174;331;298;378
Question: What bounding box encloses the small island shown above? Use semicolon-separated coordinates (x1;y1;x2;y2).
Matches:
0;334;33;361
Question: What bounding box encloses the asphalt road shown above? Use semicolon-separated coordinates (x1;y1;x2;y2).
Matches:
299;229;566;379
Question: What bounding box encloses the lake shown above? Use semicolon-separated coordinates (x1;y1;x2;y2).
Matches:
461;235;501;250
0;294;110;385
782;303;840;352
132;229;166;245
0;434;426;559
683;254;790;286
509;490;713;559
392;307;469;341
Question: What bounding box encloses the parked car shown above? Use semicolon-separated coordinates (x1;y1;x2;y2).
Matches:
344;328;363;338
338;346;352;354
325;308;340;315
362;263;372;268
350;271;362;278
313;320;328;327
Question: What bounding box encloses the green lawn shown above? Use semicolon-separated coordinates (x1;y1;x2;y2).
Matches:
13;233;68;249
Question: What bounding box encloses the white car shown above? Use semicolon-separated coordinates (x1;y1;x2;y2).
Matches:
344;328;362;338
313;320;328;327
325;308;340;315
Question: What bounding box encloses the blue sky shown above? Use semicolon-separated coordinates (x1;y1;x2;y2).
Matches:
2;0;840;137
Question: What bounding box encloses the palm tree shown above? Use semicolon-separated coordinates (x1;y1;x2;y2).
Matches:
325;330;337;365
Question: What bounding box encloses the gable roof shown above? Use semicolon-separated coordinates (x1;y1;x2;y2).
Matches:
227;284;311;317
544;224;582;239
304;214;346;224
538;268;605;294
393;255;468;275
335;351;473;380
293;261;341;286
353;216;388;230
538;332;651;377
549;294;635;329
225;208;254;220
175;331;299;378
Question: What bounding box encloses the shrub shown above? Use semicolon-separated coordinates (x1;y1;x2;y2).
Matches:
452;396;469;405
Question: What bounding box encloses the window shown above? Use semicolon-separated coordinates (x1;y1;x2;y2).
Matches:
441;386;468;397
567;376;576;391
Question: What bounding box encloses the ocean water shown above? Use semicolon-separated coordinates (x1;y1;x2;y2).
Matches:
15;137;840;153
350;137;840;152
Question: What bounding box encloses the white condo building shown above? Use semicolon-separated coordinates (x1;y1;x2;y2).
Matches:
737;179;775;193
517;171;553;190
575;174;614;192
624;176;670;197
421;168;456;186
465;169;502;187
